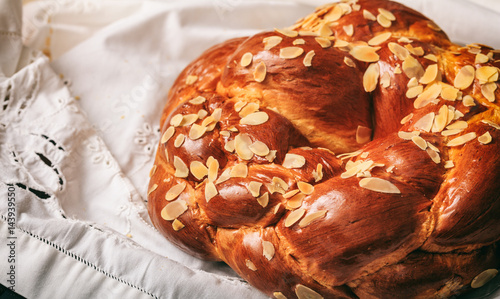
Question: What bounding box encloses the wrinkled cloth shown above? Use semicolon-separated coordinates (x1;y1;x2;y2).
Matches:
0;0;499;298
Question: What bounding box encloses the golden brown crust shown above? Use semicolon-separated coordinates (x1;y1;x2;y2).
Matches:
147;0;500;298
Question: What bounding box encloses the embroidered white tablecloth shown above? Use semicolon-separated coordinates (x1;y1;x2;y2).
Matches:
1;0;499;298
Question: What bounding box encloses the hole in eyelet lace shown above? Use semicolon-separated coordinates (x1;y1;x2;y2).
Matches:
15;182;51;199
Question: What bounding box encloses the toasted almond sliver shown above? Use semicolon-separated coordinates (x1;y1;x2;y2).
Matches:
295;284;323;299
400;113;414;124
173;156;189;178
344;57;356;68
419;64;439;84
441;129;464;136
285;208;305;227
165;182;187;201
350;46;380;62
478;131;492;144
253;61;267;83
262;241;275;261
368;32;392;46
471;269;499;289
402;55;425;80
297;181;314;195
215;168;231;185
378;8;396;21
149;165;157;178
280;47;304;59
172;219;185;231
230;163;248;178
189;96;206;105
263;36;283;51
148;184;158;195
293;38;306;45
161;200;188;221
247;181;262;197
363;9;377;21
447;132;477;147
411;135;428;150
481;82;497;102
174;134;185;148
414;83;442;109
170;114;184;127
303;50;315;67
161;126;175;144
185;75;198;85
380;72;391;88
388;42;410;60
282;153;306;169
406;44;425;56
359;177;401;194
318;22;333;37
205;181;218;202
190;161;208;180
475;53;490;64
454;65;475;90
235;133;254;160
343;24;354;36
240;111;269;125
257;192;269;207
312;163;323;182
287;192;305;209
265;150;277;162
476;66;499;83
463;95;476;107
363;63;380;92
207;156;219;182
240;52;253;67
414;112;435;132
482;119;500;130
239;102;259;118
224;139;235;153
189;124;207;140
315;37;332;48
249;140;270;156
432;105;449;133
446;120;468;130
398;131;420;140
441;85;459;101
406;85;424;98
444;160;455;169
377;13;392;28
426;148;441;164
298;210;327;228
283;189;300;199
275;28;298;38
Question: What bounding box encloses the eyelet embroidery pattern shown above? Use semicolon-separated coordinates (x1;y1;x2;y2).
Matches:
134;122;161;155
85;135;118;169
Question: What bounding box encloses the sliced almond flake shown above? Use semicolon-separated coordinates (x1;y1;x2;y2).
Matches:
336;149;362;160
234;101;247;112
419;64;439;84
283;153;306;168
211;108;223;122
319;23;333;36
161;126;175;144
180;114;199;126
280;47;304;59
312;163;323;182
359;177;400;194
411;135;428;150
363;63;380;92
197;109;208;119
356;125;372;143
284;189;300;199
207;156;219;182
388;43;410;61
253;61;267;83
172;219;185;231
462;95;476;106
201;116;215;129
149;165;157;178
247;181;262;197
287;192;305;209
293;38;306;45
164;148;169;163
400;113;414;124
265;150;277;162
447;106;456;124
298;30;317;37
398;131;420;140
273;177;289;193
174;134;185;148
368;32;392;46
380;72;391;88
190;161;208;180
275;28;298;38
173;156;189;178
471;269;499;289
189;96;207;105
476;66;499;83
147;184;158;195
245;259;257;271
481;82;497;102
444;160;455;169
249;140;270;156
398;37;413;43
161;200;188;221
274;291;287;298
224;139;235;153
185;75;198;85
350;46;380;62
299;210;327;228
386;165;395;173
426;148;441;164
240;111;269;125
215;168;231;185
343;24;354;36
344;56;356;68
165;182;187;201
363;9;377;21
441;85;459;101
475;53;490;64
406;85;424;99
414;83;442;109
170;114;183;127
446;120;468;130
315;37;332;48
454;65;475;90
441;129;464;136
189;124;207;140
273;203;281;214
240;52;253;67
454;110;465;120
230;163;248;178
405;44;425;56
352;3;361;11
205;181;218;202
297;181;314;195
413;112;435;132
432;105;450;133
285;208;305;227
403;55;425;80
239;102;260;118
427;141;440;153
447;132;477;147
302;50;315;67
257;192;269;207
378;8;396;21
482;119;500;130
424;54;438;62
220;130;230;138
407;77;419;88
341;160;374;179
262;241;275;261
360;152;369;159
235;133;254;160
478;131;492;144
295;284;323;299
263;36;283;51
376;13;392;28
338;2;352;14
394;65;402;74
334;39;350;48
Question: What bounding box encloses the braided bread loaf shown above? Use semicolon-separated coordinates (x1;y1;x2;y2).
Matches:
147;0;500;298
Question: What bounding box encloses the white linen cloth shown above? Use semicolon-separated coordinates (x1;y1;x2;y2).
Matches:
0;0;499;298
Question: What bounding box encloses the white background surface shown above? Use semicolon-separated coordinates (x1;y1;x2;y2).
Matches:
0;0;499;298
